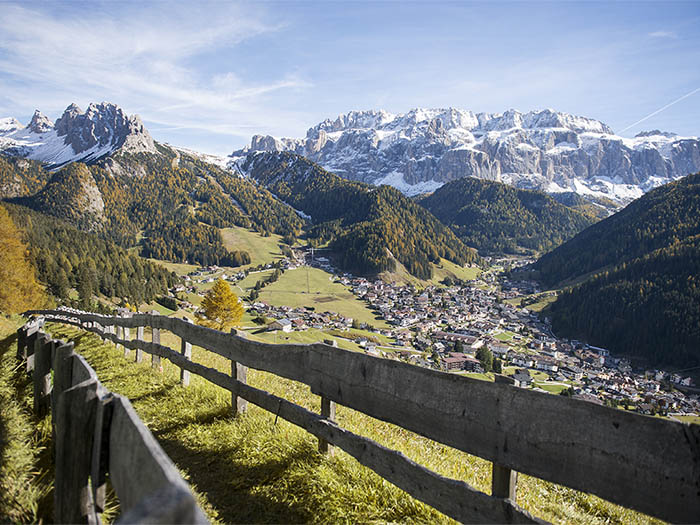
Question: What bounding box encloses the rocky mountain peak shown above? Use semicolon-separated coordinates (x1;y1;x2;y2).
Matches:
28;110;54;134
1;101;158;167
54;101;156;155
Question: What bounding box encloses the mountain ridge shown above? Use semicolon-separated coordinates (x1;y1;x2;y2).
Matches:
233;106;700;205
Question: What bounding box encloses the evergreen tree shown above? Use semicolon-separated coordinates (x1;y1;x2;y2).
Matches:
493;357;503;374
197;279;244;331
476;346;493;372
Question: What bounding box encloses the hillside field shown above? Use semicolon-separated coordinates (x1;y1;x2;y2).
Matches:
220;226;285;269
257;267;389;329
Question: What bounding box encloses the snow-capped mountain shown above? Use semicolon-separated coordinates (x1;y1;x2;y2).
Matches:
233;108;700;204
0;102;157;168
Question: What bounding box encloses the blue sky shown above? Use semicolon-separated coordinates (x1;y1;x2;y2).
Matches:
0;0;698;155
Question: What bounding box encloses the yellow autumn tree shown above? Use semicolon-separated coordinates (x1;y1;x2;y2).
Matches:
0;205;45;314
197;279;244;331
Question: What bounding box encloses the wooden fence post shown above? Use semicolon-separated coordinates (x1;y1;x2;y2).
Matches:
54;378;99;524
491;374;518;500
25;328;41;373
16;325;27;360
151;311;162;372
97;322;105;343
231;361;248;417
230;329;247;416
123;324;131;358
52;342;75;425
318;397;336;455
91;394;114;520
33;336;53;417
116;323;124;353
180;318;193;387
135;326;144;363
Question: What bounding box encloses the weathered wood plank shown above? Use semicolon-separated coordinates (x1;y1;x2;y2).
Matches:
33;336;53;416
25;329;40;373
116;325;124;352
108;395;207;523
54;378;99;524
16;325;28;360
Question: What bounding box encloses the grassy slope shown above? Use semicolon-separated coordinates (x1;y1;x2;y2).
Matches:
257;267;389;329
44;322;658;525
220;226;285;269
381;258;481;288
0;316;52;522
148;258;199;275
430;259;482;285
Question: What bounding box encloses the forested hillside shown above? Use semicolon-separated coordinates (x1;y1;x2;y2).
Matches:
4;203;177;308
534;173;700;366
548;234;700;366
242;152;478;278
418;177;597;254
2;146;306;267
534;173;700;286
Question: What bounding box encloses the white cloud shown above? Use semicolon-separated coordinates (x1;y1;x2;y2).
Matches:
0;2;312;154
649;31;677;39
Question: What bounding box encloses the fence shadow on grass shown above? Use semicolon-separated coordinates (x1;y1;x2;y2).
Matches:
157;432;318;524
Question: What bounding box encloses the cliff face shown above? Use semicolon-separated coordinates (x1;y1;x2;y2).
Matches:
234;107;700;203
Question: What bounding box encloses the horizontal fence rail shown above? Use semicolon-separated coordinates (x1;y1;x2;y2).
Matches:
28;308;700;524
17;317;208;524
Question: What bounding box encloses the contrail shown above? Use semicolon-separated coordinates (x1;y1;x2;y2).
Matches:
618;86;700;134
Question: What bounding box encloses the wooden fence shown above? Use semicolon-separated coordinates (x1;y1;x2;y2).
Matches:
17;317;208;524
27;308;700;524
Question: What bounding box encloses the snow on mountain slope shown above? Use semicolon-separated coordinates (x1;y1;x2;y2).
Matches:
0;103;157;168
234;108;700;205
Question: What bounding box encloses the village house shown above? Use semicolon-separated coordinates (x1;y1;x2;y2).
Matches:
513;369;533;387
268;319;293;332
511;354;534;368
